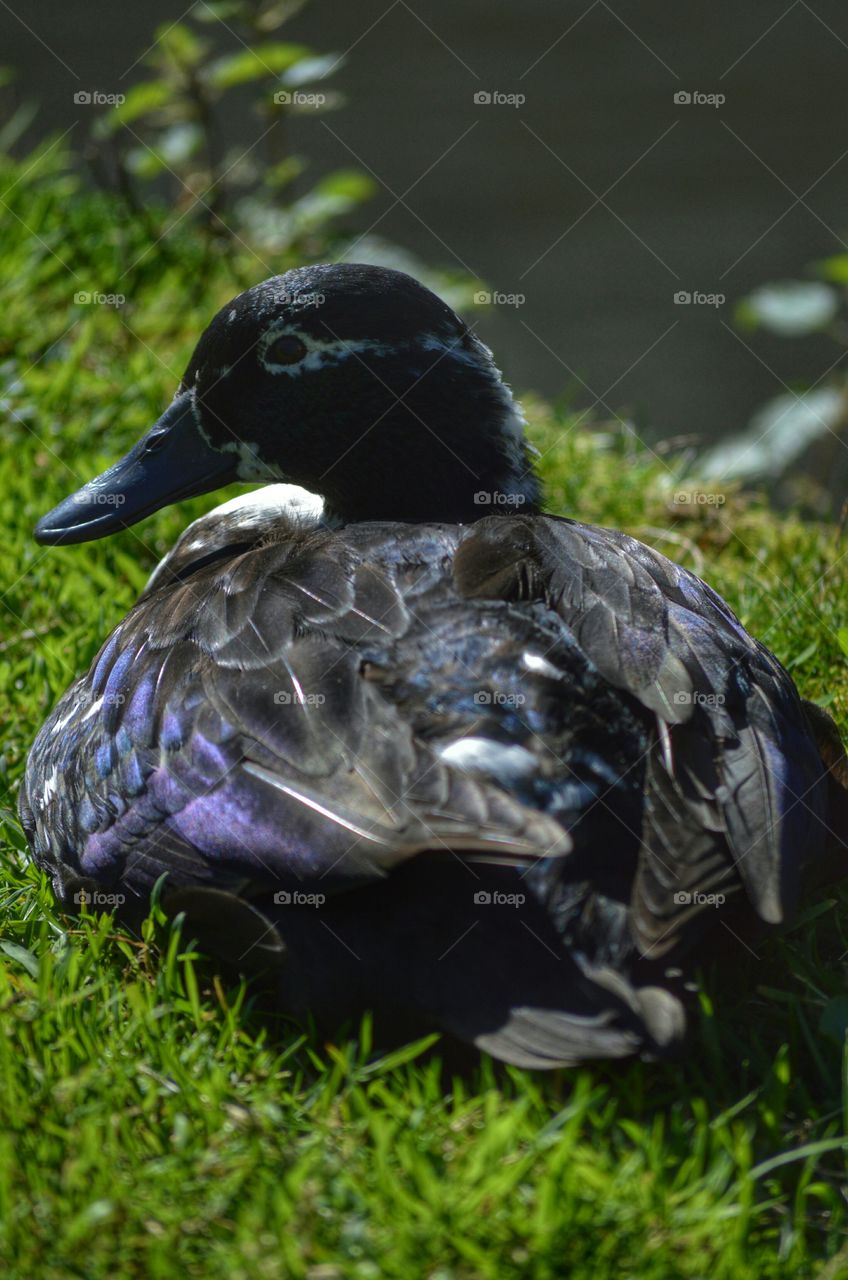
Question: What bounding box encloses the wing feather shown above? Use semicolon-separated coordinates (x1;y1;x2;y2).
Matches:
455;514;830;924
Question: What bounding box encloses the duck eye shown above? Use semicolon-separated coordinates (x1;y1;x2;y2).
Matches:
264;334;308;367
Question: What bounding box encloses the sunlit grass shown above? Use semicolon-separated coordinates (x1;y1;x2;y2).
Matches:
1;145;847;1278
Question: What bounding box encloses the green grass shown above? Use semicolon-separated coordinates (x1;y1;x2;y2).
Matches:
2;142;848;1279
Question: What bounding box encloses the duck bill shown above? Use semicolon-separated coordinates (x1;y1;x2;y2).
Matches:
34;394;239;545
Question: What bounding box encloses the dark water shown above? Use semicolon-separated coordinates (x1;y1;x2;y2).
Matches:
4;0;848;448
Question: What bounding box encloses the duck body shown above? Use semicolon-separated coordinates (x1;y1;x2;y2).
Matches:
19;264;846;1067
21;499;836;1066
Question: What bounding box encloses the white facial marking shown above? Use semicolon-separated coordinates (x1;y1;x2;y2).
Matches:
188;385;208;439
256;326;488;379
185;386;267;480
218;438;277;481
257;325;394;377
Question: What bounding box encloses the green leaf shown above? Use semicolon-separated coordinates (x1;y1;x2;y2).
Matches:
154;22;205;69
124;122;203;178
0;940;40;979
207;43;310;90
785;638;818;669
741;280;839;337
0;100;39;153
279;52;343;87
360;1034;442;1076
816;253;848;285
126;145;168;179
699;387;846;483
256;0;310;32
105;80;173;130
313;168;375;202
263;155;304;190
837;629;848;659
749;1136;848;1179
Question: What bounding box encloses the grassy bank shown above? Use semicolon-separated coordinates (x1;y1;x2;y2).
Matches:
1;143;847;1279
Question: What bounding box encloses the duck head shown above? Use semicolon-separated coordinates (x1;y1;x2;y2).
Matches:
35;263;542;543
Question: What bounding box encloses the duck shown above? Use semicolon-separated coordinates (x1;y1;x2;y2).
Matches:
19;262;848;1069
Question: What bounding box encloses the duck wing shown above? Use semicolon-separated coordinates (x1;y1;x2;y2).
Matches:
454;514;831;939
20;523;569;917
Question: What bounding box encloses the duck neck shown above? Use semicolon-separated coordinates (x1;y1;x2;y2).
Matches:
320;444;541;526
320;370;543;526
